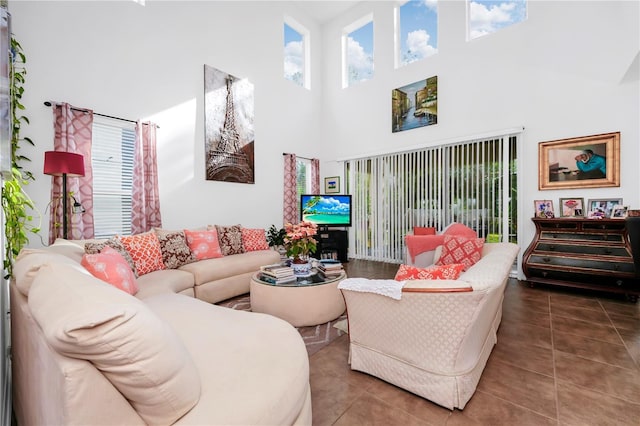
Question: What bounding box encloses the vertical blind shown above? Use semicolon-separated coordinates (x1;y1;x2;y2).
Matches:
92;117;135;238
347;132;519;263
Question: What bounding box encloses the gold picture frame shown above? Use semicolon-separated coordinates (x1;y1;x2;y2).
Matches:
538;132;620;190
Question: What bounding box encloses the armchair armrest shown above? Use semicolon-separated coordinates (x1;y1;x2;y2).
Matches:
402;279;472;293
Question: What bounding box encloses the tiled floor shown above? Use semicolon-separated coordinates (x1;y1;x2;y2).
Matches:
309;259;640;425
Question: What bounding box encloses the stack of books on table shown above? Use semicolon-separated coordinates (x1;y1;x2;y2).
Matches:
259;264;296;285
317;260;344;278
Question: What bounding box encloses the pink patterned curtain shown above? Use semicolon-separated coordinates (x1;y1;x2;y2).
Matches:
131;121;162;234
311;158;320;194
49;103;94;244
283;153;297;224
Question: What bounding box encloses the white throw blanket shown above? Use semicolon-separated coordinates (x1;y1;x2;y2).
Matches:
338;278;406;300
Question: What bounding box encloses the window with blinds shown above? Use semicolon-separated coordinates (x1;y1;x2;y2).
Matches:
91;117;135;238
296;157;311;198
346;132;519;263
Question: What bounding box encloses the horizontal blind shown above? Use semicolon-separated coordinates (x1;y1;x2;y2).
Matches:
92;118;135;238
347;132;519;263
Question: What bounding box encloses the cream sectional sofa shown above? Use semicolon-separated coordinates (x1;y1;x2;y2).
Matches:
10;239;311;425
340;242;519;410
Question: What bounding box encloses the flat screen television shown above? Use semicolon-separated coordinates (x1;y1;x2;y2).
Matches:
300;194;352;227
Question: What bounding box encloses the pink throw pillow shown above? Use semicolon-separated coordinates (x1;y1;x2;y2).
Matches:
413;226;436;236
436;235;484;271
119;232;166;276
394;263;465;281
81;246;138;295
241;228;269;252
184;229;223;260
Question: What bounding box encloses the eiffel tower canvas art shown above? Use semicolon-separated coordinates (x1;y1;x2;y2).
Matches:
204;65;255;183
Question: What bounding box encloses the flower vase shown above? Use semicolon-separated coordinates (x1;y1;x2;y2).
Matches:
291;257;311;276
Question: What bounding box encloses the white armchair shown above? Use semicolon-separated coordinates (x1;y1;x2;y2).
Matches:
341;242;519;410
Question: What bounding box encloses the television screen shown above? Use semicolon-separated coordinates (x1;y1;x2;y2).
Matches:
300;194;352;227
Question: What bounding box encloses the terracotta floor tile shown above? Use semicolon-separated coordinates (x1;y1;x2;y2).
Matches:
501;304;551;328
600;299;640;318
556;380;640;426
550;292;604;311
333;392;431;426
309;372;366;426
550;304;609;323
553;330;637;369
447;390;557;426
607;312;640;332
490;338;554;376
477;357;557;418
618;329;640;367
551;313;623;344
554;351;640;403
363;375;452;424
497;320;552;349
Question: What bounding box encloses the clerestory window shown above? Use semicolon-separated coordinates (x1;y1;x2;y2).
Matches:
396;0;438;68
284;17;310;89
343;14;374;88
467;0;527;40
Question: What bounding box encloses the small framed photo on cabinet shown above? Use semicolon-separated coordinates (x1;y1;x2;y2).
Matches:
610;205;628;219
534;200;555;218
559;198;585;217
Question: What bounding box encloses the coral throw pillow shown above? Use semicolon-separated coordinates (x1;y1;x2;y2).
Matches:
394;263;465;281
119;232;166;276
85;238;138;277
81;246;139;295
436;235;485;271
215;224;245;256
413;226;436;236
156;230;197;269
241;228;269;252
183;229;223;260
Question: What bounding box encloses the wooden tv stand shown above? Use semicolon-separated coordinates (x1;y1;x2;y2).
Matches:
522;217;639;301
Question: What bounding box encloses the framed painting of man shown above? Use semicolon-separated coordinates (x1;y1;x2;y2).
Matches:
538;132;620;190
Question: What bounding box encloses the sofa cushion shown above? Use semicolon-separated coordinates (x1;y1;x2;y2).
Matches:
145;294;310;426
436;235;485;271
119;232;166;276
179;250;280;286
13;249;91;297
135;269;196;300
81;246;139;295
85;238;138;277
413;226;436;235
241;228;269;252
156;230;197;269
28;263;201;425
215;224;245;255
394;263;465;281
184;229;223;260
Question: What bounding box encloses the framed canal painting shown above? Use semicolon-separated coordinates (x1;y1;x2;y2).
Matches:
392;76;437;133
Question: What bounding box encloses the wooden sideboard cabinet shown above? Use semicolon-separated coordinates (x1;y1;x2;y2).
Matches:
522;217;639;301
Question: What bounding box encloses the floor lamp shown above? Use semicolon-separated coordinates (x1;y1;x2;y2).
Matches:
43;151;85;240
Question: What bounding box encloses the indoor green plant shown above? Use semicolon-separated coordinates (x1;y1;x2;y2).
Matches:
2;36;39;278
266;224;286;248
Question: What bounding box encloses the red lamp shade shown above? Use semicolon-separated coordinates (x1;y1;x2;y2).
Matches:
43;151;85;177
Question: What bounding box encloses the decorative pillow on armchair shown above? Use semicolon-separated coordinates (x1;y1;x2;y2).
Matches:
436;235;484;271
214;224;245;255
395;263;465;281
413;226;436;235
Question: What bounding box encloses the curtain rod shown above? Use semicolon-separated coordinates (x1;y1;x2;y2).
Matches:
282;152;313;161
43;101;160;128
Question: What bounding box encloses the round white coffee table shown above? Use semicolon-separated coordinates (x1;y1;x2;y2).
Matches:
250;270;347;327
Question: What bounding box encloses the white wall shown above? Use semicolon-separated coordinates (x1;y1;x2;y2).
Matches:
320;0;639;250
10;1;329;246
8;0;640;252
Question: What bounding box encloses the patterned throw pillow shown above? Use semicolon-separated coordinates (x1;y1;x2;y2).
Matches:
215;224;245;256
119;232;166;276
156;230;197;269
81;246;138;295
183;229;223;260
85;238;138;277
436;235;485;271
241;228;269;252
394;263;466;281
